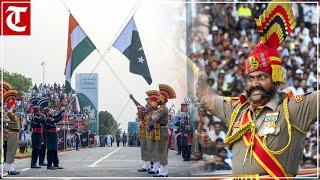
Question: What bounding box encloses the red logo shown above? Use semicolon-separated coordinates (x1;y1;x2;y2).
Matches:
1;0;31;35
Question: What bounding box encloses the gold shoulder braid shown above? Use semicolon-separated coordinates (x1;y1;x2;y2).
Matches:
262;97;291;155
139;116;148;140
224;101;250;148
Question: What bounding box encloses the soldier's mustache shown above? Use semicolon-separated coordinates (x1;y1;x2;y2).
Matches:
246;86;274;98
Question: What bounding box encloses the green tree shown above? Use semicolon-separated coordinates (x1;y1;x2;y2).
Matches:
99;111;121;135
0;69;32;95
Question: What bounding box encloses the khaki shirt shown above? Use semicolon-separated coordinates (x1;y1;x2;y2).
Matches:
146;108;157;139
213;91;319;175
152;105;168;136
8;113;20;130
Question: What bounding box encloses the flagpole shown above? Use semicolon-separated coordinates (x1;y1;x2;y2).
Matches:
95;50;130;94
107;98;130;135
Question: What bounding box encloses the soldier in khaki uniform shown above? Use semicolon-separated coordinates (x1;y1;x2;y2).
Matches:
1;82;13;177
145;90;161;175
129;93;150;172
5;110;20;175
2;86;20;175
196;1;319;178
1;108;10;177
152;84;176;177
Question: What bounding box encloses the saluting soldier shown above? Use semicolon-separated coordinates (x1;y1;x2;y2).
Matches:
129;93;150;172
151;84;176;177
44;107;65;170
196;0;319;178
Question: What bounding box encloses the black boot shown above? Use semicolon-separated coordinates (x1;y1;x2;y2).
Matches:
8;171;19;175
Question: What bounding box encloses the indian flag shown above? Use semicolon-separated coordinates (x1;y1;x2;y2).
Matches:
64;14;96;93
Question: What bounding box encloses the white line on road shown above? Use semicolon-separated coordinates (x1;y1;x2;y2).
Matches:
19;167;30;171
88;147;122;167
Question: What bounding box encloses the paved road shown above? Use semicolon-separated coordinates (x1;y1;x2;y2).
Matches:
5;146;195;178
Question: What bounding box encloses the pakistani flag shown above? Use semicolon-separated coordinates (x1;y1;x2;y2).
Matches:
64;14;96;93
113;17;152;85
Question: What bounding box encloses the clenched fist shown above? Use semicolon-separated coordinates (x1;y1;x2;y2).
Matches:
195;78;216;112
196;79;211;102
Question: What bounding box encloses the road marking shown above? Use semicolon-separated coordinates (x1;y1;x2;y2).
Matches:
88;147;122;167
20;168;30;171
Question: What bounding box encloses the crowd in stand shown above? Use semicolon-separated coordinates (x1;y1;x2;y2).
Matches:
15;83;90;152
188;2;319;172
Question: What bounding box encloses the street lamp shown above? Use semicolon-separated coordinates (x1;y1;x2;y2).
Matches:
41;61;45;84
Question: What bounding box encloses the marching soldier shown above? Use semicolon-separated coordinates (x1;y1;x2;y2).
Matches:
152;84;176;177
44;108;65;170
129;93;150;172
196;0;319;178
30;106;45;168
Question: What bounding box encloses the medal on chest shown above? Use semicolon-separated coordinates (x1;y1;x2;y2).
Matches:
259;111;279;136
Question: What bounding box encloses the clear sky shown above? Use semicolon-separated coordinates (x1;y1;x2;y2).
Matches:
2;0;188;131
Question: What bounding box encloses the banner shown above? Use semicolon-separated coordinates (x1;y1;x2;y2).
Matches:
76;73;99;133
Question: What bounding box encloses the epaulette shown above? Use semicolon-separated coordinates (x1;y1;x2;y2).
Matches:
293;92;312;103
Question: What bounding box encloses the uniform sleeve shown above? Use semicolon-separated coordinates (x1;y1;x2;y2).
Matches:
53;112;63;123
152;105;168;122
212;96;235;127
289;91;319;131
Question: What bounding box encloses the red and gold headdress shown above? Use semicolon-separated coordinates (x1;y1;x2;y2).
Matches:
145;90;160;107
159;84;176;104
0;82;12;93
4;90;18;108
0;82;13;99
245;0;296;83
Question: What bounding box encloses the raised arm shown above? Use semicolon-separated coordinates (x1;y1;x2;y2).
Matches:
52;110;65;123
196;79;217;113
195;78;235;126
